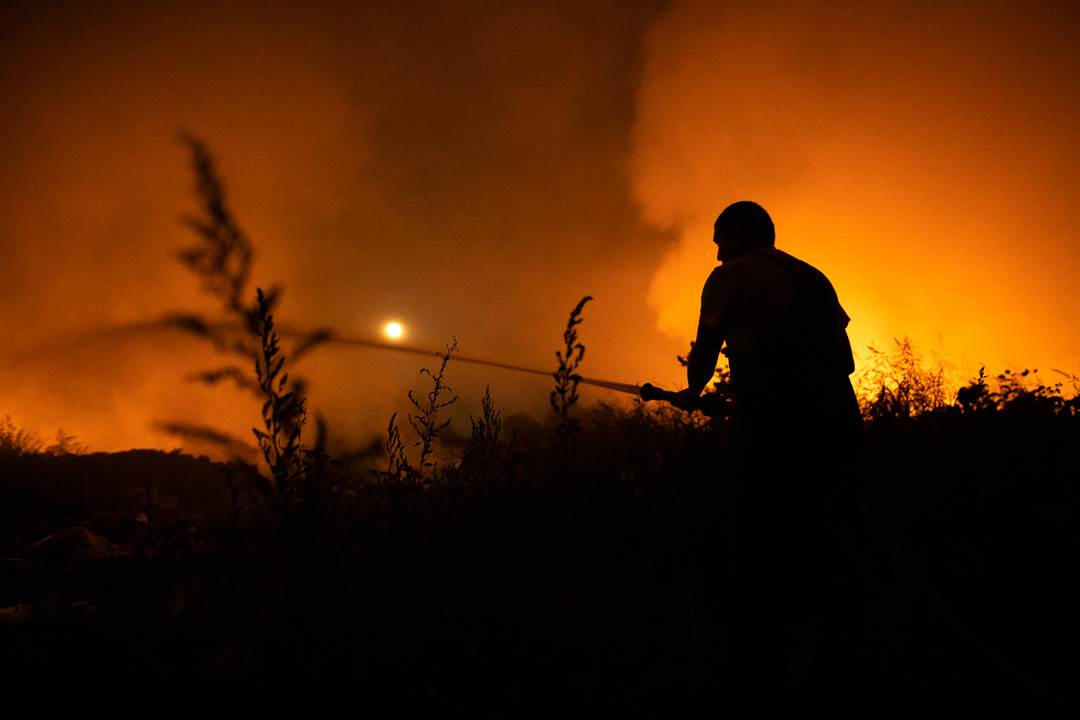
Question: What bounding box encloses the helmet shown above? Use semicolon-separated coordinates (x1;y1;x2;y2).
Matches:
714;201;775;260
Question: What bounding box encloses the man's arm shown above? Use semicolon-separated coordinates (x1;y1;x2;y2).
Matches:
669;326;723;411
687;326;723;396
670;267;729;409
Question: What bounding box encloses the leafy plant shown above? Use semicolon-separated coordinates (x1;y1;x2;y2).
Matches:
382;412;416;487
854;337;950;422
459;386;511;485
177;132;255;321
551;296;592;447
956;367;993;413
378;339;460;490
407;339;460;477
160;134;330;461
240;287;347;526
251;287;308;510
990;368;1072;417
0;416;43;457
45;429;87;456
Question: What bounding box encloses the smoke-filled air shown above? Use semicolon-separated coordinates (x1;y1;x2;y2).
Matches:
2;1;1077;451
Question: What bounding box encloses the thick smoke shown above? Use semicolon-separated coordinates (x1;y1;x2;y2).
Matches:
0;0;678;452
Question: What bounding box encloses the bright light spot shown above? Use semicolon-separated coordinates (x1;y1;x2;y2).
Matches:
384;321;404;340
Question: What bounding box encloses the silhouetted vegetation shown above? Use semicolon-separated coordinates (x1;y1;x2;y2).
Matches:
0;415;43;457
154;133;332;463
550;295;591;449
1;417;86;458
856;337;950;421
2;140;1077;707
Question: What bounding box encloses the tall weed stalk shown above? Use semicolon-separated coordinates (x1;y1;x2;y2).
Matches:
381;339;460;487
551;296;592;448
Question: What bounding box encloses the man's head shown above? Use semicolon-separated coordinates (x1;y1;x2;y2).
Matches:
713;201;775;262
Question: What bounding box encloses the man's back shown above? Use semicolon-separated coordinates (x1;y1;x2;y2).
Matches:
700;247;851;372
698;246;860;451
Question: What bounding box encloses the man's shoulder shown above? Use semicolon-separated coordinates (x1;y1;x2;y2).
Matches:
767;249;849;324
700;264;731;304
721;248;797;281
759;248;835;283
704;263;728;282
763;247;808;269
706;248;834;293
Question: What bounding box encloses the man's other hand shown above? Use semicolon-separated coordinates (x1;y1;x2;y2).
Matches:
671;388;701;412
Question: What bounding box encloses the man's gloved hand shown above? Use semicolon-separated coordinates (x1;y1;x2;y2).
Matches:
670;388;701;412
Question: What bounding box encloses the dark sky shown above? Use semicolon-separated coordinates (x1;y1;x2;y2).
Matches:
2;1;1078;452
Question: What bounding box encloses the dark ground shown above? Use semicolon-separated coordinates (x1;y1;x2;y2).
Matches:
1;402;1077;709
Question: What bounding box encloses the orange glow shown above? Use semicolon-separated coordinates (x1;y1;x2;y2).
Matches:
0;2;1077;453
632;1;1080;384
